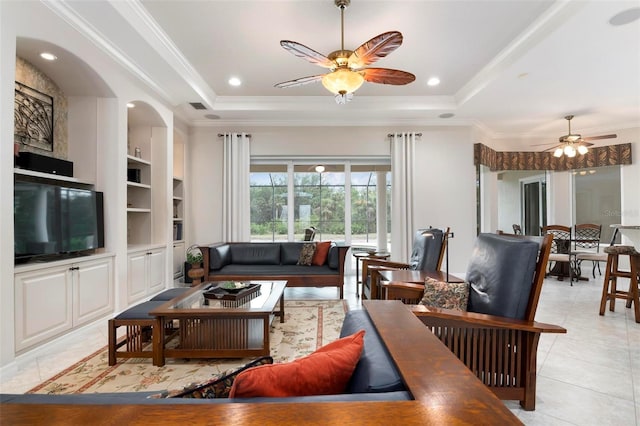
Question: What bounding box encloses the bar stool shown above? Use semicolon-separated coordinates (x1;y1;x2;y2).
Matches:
599;245;640;323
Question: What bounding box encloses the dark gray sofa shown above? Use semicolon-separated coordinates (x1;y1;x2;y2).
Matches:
1;309;409;404
201;242;350;298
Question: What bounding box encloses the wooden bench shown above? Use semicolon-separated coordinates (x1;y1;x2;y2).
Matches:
5;301;522;425
108;301;162;365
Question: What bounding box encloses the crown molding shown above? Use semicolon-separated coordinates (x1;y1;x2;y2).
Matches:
455;0;583;107
110;0;218;109
42;0;174;104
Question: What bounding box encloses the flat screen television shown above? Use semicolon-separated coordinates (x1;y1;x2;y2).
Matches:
14;180;104;263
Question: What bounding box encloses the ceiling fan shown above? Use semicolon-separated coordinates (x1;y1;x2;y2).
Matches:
534;115;617;158
274;0;415;104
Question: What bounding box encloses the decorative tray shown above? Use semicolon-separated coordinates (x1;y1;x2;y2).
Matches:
203;282;261;301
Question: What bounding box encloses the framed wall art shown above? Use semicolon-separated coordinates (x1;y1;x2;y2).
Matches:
14;81;54;152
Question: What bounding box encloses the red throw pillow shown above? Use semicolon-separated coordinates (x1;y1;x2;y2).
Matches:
229;329;365;398
311;241;332;266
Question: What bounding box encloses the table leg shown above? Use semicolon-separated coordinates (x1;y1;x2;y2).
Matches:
263;314;270;355
279;293;285;323
153;317;165;367
355;257;360;298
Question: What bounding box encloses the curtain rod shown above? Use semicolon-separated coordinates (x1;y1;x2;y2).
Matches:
218;133;252;137
387;133;422;137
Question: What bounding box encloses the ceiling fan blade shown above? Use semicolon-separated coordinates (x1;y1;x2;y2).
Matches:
361;68;416;85
280;40;334;68
582;134;617;141
348;31;403;69
542;146;560;152
530;142;559;147
274;74;324;88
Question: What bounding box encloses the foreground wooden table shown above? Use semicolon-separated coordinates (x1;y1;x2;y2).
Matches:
150;281;286;366
1;300;521;425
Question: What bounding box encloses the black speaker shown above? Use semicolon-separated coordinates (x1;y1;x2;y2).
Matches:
15;152;73;177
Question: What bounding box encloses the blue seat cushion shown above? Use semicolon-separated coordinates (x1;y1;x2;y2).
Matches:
149;287;190;301
115;301;166;320
229;243;281;265
211;265;338;276
340;310;405;393
466;233;539;320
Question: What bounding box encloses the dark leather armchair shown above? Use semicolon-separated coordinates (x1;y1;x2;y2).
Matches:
362;227;448;300
409;233;566;410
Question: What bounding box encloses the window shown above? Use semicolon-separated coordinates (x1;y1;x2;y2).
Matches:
350;166;391;249
249;165;288;241
293;165;345;241
250;161;390;247
573;165;621;243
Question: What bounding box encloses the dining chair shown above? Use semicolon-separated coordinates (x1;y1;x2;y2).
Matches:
573;223;606;278
303;227;317;241
541;224;574;283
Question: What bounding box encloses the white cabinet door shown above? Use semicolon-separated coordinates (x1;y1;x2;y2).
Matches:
128;251;148;303
73;257;114;325
15;265;73;351
147;248;166;294
173;242;185;280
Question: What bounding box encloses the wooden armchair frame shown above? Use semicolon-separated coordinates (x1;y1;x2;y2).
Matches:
392;234;566;410
361;227;449;300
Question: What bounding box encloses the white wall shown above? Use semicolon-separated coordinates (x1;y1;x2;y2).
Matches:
619;128;640;242
187;125;478;275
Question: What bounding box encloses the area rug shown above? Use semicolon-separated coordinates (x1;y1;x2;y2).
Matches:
28;299;347;395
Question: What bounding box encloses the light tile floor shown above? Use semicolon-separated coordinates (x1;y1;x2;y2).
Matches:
1;271;638;425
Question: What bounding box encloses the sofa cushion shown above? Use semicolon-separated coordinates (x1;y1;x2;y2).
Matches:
466;233;539;320
115;301;166;320
312;241;332;266
210;245;231;270
210;264;339;276
230;243;281;265
281;243;304;265
340;310;404;393
297;243;317;266
229;330;365;398
327;244;340;269
420;277;469;311
149;287;190;301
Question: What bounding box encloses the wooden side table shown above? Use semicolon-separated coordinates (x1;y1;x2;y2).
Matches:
353;251;390;297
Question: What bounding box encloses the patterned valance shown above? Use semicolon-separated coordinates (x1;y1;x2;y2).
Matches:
474;143;632;171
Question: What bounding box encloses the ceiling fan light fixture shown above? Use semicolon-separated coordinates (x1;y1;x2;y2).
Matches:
321;68;364;96
577;145;589;155
553;147;563;158
564;145;577;157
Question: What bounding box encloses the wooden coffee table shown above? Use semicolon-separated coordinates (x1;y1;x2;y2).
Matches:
149;281;286;366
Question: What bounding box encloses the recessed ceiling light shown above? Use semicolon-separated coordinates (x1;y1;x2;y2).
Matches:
609;7;640;26
427;77;440;86
439;113;455;119
228;77;242;87
126;103;135;108
204;114;220;120
518;72;529;79
40;52;57;61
